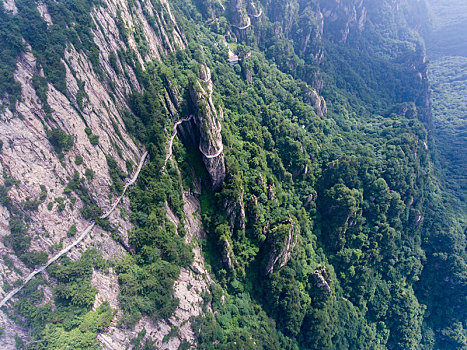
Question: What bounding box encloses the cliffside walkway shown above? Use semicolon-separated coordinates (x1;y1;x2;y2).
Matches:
163;116;194;170
0;151;148;309
251;9;262;18
199;144;224;159
164;115;224;165
232;16;251;30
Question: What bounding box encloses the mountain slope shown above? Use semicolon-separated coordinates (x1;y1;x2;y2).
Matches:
0;0;465;349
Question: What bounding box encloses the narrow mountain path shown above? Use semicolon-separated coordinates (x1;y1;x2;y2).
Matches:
163;115;223;164
251;9;262;18
232;16;251;30
163;116;193;169
199;144;224;159
0;151;148;309
101;151;148;219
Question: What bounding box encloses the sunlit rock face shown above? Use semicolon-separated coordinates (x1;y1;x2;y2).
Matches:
187;65;226;190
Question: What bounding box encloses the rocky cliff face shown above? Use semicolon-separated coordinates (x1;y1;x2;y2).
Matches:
229;0;248;26
260;0;322;55
264;218;298;275
0;0;209;347
303;85;327;117
311;265;332;299
187;65;226;190
320;0;367;42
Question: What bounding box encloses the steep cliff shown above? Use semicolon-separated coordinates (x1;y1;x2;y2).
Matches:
0;0;205;347
263;218;298;275
187;66;226;190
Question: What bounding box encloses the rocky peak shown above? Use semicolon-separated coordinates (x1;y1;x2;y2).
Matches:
187;65;226;190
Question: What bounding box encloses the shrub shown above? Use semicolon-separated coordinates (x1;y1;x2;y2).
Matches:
67;224;77;237
46;128;73;154
88;134;99;146
85;168;95;180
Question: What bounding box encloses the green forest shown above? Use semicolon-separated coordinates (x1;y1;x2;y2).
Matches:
0;0;465;349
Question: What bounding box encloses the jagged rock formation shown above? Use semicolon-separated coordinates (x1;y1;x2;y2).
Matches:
303;85;327;117
311;265;332;299
187;65;226;190
221;238;235;271
224;193;246;235
264;218;298;275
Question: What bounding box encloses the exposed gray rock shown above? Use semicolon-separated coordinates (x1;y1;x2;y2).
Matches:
229;0;248;27
321;0;367;43
264;218;298;275
311;265;332;299
303;86;327;117
37;2;52;25
188;66;226;190
225;195;246;235
222;238;235;270
2;0;17;14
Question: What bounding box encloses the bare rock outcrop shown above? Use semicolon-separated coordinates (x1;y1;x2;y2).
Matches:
303;85;327;117
311;265;332;299
224;187;246;236
264;218;298;275
2;0;17;14
187;66;226;190
221;238;235;271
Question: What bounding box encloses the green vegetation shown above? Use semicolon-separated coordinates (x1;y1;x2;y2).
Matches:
1;0;465;349
84;127;99;146
12;250;113;349
1;176;48;269
429;55;467;205
0;4;23;110
105;155;126;194
67;224;77;237
65;171;103;220
166;1;465;348
46;128;73;155
84;168;95;181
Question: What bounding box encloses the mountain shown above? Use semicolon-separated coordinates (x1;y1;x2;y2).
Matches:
0;0;465;349
426;0;467;205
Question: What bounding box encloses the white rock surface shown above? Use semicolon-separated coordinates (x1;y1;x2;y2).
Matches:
2;0;17;14
95;192;212;349
0;0;208;347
